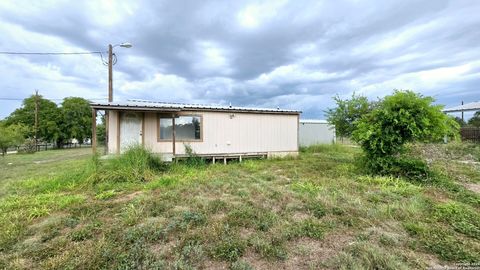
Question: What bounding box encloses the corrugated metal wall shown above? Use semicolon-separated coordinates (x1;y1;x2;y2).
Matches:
299;122;335;146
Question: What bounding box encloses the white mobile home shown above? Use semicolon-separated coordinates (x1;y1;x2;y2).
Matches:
299;120;336;146
91;100;301;161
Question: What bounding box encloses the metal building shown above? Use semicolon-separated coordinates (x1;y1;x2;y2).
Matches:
91;100;301;161
299;120;336;146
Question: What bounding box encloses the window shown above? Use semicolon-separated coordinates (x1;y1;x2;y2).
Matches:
159;115;202;141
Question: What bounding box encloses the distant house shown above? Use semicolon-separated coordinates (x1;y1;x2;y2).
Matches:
299;120;336;146
90;100;301;161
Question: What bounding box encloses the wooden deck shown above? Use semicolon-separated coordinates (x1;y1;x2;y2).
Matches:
173;152;268;164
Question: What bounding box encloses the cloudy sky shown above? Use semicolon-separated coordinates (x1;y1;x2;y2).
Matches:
1;0;479;119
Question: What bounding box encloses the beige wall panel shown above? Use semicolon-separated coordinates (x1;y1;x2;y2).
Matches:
139;111;298;155
107;111;119;154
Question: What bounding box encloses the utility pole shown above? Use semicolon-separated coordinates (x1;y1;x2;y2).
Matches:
34;90;39;152
105;44;113;154
461;101;464;122
108;44;113;102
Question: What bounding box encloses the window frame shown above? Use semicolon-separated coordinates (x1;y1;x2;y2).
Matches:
157;113;203;142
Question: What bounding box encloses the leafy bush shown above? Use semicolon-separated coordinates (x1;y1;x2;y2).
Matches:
352;90;459;178
325;92;373;138
0;122;27;155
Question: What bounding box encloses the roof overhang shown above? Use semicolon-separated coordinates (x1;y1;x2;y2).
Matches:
90;101;301;115
443;101;480;113
90;104;181;112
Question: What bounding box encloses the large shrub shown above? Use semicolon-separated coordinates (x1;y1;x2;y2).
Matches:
326;93;373;138
352;90;459;178
0;122;27;156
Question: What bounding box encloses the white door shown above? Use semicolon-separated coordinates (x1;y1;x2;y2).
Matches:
120;112;142;152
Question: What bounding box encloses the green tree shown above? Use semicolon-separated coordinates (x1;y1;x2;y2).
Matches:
5;95;62;144
96;114;106;145
325;93;372;138
0;122;27;156
467;111;480;127
61;97;92;144
352;90;459;177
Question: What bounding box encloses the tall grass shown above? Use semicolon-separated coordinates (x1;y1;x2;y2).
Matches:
88;145;167;184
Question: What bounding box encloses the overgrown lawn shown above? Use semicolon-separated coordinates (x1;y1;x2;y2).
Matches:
0;144;479;269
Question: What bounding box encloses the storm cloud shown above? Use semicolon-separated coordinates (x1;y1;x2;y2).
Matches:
1;0;479;119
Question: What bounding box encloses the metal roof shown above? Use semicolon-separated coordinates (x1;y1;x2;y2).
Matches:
443;101;480;113
300;119;329;124
90;99;301;114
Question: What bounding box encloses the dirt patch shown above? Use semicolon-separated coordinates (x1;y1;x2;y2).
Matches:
241;250;282;270
292;212;310;221
241;231;355;269
202;260;229;270
112;191;144;204
423;188;450;203
463;182;480;193
238;228;255;239
150;240;178;258
285;232;355;268
29;212;68;230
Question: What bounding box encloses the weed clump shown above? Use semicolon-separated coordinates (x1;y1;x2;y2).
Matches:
184;144;205;167
404;222;479;262
211;235;247;262
434;202;480;239
89;145;167;184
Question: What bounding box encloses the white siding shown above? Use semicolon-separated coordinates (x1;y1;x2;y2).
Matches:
299;122;336;146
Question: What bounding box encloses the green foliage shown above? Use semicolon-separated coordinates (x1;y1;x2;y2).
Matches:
5;95;92;147
352;90;459;177
326;92;372;138
467;111;480;127
183;143;205;166
60;97;92;144
6;95;61;143
96;114;106;145
0;122;27;155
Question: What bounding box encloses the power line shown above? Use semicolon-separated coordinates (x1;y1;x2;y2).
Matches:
0;51;105;55
0;50;117;65
0;97;107;101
